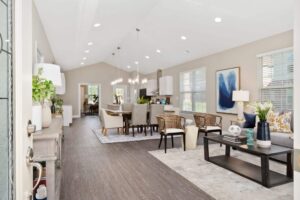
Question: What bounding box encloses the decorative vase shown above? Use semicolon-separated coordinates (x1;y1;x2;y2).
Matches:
42;103;52;128
256;120;271;148
32;103;42;131
51;101;56;114
246;129;254;146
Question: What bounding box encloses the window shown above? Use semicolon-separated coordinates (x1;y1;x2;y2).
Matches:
258;48;293;111
113;85;128;104
180;67;206;112
88;85;99;104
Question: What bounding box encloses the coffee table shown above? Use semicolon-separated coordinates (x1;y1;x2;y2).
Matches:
203;135;293;188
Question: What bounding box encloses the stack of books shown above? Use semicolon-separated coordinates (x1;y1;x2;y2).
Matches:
223;135;242;144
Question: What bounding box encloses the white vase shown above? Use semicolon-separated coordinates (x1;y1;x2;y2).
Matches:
42;103;52;128
32;103;42;131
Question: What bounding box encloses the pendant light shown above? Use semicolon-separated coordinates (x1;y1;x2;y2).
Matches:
110;52;117;85
111;46;124;85
116;46;123;84
128;28;141;85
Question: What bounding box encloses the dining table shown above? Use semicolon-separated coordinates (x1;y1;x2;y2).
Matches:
106;108;176;135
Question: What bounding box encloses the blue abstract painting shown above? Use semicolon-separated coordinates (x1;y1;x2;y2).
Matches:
216;67;240;114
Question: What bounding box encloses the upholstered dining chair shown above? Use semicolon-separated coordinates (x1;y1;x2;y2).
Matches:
156;114;186;153
149;104;164;134
193;113;222;138
122;103;133;112
130;104;148;137
100;109;123;136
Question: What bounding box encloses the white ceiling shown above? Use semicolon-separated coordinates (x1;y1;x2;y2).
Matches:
34;0;293;74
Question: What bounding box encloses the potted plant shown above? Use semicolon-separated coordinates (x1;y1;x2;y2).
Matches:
137;96;150;104
255;102;273;148
50;95;64;115
54;96;64;115
32;68;55;128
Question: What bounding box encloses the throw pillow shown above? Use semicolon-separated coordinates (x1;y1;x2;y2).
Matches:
243;112;256;128
267;111;292;133
267;110;279;130
277;112;293;133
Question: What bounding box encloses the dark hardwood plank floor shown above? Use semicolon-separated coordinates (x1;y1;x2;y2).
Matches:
60;116;214;200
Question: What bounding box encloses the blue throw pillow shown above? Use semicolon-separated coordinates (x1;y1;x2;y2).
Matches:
243;112;256;128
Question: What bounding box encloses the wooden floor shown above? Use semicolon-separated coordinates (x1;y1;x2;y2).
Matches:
60;116;214;200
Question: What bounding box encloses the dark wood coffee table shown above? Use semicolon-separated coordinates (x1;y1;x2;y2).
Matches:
203;135;293;188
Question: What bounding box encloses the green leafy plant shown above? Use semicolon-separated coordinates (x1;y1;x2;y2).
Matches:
32;68;55;103
137;96;150;104
51;95;64;114
254;102;273;122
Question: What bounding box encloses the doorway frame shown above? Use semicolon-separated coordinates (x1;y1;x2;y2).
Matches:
77;83;101;117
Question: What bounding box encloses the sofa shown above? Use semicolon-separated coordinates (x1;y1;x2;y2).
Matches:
234;112;294;163
267;131;293;162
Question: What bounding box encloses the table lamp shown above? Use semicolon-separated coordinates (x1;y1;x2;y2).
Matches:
34;63;62;86
232;90;249;121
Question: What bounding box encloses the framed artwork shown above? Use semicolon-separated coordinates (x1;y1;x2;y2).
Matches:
216;67;240;114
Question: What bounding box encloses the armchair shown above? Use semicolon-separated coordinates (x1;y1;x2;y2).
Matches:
156;114;186;153
194;113;222;137
100;109;123;136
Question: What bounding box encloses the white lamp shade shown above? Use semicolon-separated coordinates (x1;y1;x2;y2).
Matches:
56;73;66;95
232;90;249;102
35;63;62;86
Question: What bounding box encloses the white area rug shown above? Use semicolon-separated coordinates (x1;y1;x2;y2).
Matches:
92;129;162;143
149;145;293;200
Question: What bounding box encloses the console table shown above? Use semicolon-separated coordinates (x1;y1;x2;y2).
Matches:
203;135;293;188
33;116;63;200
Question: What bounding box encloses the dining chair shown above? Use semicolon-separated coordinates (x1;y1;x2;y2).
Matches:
107;104;121;111
149;104;164;134
130;104;148;137
100;109;123;136
156;114;186;153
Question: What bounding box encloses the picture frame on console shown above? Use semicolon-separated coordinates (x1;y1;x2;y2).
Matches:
216;67;240;114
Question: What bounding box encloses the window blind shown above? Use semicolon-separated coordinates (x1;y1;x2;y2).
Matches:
180;67;206;112
258;49;293;111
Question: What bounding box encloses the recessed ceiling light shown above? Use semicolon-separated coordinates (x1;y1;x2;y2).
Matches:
134;61;139;65
185;50;190;54
214;17;222;23
87;42;93;46
127;65;131;69
156;49;161;53
81;62;84;65
181;36;187;40
83;57;87;60
93;23;101;27
85;50;90;53
145;56;150;59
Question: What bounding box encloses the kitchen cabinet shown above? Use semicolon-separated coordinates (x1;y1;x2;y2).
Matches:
159;76;173;95
146;79;157;96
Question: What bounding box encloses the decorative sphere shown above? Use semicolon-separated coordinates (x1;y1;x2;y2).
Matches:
228;125;242;137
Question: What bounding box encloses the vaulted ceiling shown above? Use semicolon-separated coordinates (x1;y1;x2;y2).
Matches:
34;0;293;74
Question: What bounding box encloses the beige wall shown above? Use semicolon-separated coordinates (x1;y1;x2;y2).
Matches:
61;62;131;117
32;3;55;63
146;31;293;129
